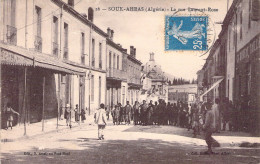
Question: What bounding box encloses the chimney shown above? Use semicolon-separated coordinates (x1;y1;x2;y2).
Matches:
88;7;94;22
150;52;155;61
130;46;134;56
133;48;136;58
111;30;114;40
117;44;122;47
107;28;111;39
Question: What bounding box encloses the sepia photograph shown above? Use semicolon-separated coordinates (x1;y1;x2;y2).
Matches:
0;0;260;163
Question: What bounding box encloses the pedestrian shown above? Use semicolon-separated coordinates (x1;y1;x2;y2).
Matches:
133;101;140;125
65;104;71;127
5;103;20;130
74;104;79;122
140;100;148;125
95;103;107;140
125;101;132;125
203;100;219;154
81;108;86;123
212;98;220;133
147;100;154;125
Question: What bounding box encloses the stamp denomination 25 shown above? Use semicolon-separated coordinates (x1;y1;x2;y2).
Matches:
165;16;208;51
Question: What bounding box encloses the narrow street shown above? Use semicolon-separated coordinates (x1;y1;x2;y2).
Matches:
1;121;259;164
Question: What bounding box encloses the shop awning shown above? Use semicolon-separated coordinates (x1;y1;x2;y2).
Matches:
0;43;86;76
200;77;224;99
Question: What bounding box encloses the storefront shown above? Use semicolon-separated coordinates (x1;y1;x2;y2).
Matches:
0;44;85;129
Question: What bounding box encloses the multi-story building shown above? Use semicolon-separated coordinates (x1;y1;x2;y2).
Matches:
0;0;108;128
126;46;142;106
199;0;260;133
106;28;127;109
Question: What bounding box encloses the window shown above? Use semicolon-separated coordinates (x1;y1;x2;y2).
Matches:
248;0;252;29
52;16;59;55
99;76;101;105
99;43;102;68
81;33;85;64
122;86;125;106
227;79;230;98
63;23;68;59
109;52;112;68
35;6;41;37
91;75;94;101
92;39;95;67
117;55;119;69
6;0;17;45
240;11;243;40
35;6;42;52
113;54;116;68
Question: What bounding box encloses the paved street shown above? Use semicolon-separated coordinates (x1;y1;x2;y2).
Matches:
1;120;260;164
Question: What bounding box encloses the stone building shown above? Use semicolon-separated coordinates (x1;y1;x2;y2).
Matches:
0;0;108;127
126;46;142;105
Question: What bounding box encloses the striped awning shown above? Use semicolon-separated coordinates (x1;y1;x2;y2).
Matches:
0;43;86;76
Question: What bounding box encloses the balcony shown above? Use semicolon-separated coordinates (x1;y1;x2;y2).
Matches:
6;25;17;45
63;46;68;60
107;68;127;81
52;42;59;56
34;36;42;52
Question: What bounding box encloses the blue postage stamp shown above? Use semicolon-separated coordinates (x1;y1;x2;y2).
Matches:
165;16;208;51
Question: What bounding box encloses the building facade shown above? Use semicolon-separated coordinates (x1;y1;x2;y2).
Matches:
198;0;260;133
0;0;109;128
126;46;142;106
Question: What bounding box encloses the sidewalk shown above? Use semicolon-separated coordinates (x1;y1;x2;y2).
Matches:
1;114;95;142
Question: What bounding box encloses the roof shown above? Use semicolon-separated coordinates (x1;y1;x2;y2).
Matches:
0;42;86;75
127;54;142;65
51;0;108;38
168;84;197;93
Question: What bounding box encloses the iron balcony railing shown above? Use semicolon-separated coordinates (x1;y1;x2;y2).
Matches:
107;68;127;80
34;35;42;52
52;42;59;56
6;25;17;45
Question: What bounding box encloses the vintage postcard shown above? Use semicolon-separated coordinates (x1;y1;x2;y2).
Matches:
1;0;259;163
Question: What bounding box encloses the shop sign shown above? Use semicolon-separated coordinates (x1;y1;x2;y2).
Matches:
237;34;260;63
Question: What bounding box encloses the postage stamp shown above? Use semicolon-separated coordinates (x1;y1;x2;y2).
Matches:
165;16;208;51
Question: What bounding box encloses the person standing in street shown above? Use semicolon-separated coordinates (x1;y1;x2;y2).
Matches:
65;104;71;127
81;108;86;123
74;104;79;122
5;103;20;130
203;99;219;154
125;101;132;125
95;103;107;140
133;101;140;125
212;98;220;133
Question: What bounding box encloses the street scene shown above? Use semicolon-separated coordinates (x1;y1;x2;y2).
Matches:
1;0;260;163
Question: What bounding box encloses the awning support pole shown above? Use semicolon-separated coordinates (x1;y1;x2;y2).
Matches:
23;67;27;136
42;75;45;132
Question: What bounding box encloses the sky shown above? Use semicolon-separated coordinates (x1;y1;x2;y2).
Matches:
75;0;232;80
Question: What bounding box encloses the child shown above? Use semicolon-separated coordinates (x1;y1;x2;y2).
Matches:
5;103;20;130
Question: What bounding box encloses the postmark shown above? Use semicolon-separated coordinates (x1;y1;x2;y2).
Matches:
165;16;208;51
